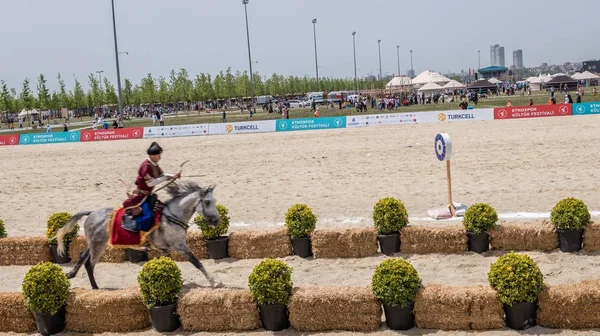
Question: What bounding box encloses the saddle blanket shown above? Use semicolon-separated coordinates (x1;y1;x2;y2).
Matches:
108;207;161;248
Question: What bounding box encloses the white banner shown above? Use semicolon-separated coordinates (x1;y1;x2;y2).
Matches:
208;120;276;135
416;109;494;124
143;124;209;139
346;113;418;128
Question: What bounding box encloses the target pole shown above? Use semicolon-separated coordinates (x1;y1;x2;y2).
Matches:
446;160;456;217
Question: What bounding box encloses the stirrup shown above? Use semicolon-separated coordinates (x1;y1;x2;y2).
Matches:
121;214;139;233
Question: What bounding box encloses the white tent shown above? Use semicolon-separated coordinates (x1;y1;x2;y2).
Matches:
572;72;583;80
417;81;444;93
385;76;412;88
18;109;39;118
412;70;451;86
443;79;466;89
488;77;501;84
578;71;600;80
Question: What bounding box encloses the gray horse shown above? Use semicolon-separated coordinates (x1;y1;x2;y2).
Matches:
54;181;222;289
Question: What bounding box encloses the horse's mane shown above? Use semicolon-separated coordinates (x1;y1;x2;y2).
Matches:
164;180;203;202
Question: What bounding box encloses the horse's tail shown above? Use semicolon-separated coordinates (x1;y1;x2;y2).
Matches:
56;211;92;257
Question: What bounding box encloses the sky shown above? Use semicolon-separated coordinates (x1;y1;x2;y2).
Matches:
1;0;599;91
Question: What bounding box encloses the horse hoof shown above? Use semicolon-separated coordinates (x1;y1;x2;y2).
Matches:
212;281;225;288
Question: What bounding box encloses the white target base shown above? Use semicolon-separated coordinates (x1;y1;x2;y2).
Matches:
427;203;469;220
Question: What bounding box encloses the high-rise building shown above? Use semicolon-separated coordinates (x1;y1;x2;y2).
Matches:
489;44;506;67
513;49;524;69
498;47;505;67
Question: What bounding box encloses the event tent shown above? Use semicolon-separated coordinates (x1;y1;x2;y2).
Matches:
417;81;444;93
488;77;501;84
411;70;451;86
468;79;497;91
577;71;600;80
544;75;577;89
385;76;412;88
442;80;466;89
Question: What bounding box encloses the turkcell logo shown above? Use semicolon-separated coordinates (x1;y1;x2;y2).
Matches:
276;117;346;132
573;103;600;115
19;132;81;145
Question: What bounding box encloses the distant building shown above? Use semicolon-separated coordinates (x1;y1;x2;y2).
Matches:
489;44;506;67
406;69;415;78
581;60;600;73
478;66;508;80
513;49;524;69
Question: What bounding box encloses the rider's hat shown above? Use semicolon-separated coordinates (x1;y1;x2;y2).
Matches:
147;142;163;155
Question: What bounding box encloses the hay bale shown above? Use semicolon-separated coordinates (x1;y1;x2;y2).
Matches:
148;231;209;261
583;222;600;252
178;288;259;331
0;293;35;332
0;237;51;265
69;236;127;263
289;286;381;331
312;228;378;258
400;225;467;254
228;229;291;259
490;220;557;251
538;281;600;329
66;288;149;332
414;285;503;330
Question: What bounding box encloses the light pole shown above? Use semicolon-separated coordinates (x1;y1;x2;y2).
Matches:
478;50;481;71
110;0;124;119
396;45;400;76
410;50;414;77
243;0;255;108
312;19;319;87
352;32;357;93
377;40;382;86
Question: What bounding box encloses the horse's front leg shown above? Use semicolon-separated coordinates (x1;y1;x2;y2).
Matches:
172;243;223;288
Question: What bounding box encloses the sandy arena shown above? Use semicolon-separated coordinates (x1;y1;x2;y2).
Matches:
2;115;600;335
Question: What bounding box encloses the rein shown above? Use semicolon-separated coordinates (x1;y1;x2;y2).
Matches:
161;193;203;231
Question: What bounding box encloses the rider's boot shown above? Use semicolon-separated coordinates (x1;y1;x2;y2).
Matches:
121;209;139;232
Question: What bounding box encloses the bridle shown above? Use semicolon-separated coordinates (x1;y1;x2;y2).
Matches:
162;188;213;230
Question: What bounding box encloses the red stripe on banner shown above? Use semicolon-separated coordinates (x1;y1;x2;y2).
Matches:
80;127;144;142
494;104;572;119
0;135;20;146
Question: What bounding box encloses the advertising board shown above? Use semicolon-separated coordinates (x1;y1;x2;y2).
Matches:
572;102;600;115
493;104;572;119
417;109;494;124
208;120;276;135
143;124;208;139
345;113;418;128
276;116;346;132
80;128;144;142
0;135;19;146
19;132;80;145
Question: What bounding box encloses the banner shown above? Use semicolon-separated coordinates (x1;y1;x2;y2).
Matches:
417;109;494;124
346;113;418;128
19;132;80;145
493;104;572;119
0;135;19;146
276;116;346;132
80;127;144;142
143;124;208;139
572;102;600;115
208;120;276;135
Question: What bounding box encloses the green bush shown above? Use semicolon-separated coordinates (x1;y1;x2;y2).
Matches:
248;258;293;305
195;204;230;240
284;204;317;238
550;198;591;230
371;258;421;307
373;197;409;235
463;203;499;234
0;219;6;238
22;262;70;314
46;212;78;245
137;256;183;309
488;252;544;306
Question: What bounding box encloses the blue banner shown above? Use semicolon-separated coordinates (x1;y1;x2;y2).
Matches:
19;132;81;145
276;116;346;132
572;102;600;115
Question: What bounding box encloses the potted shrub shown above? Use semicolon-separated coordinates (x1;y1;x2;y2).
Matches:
248;258;293;331
488;252;544;330
195;203;231;259
0;218;6;238
126;247;149;263
373;197;409;256
463;203;498;253
22;262;70;336
284;204;317;258
46;212;77;264
138;256;183;332
551;197;590;252
372;258;421;330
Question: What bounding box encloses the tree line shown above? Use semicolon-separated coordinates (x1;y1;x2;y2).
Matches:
0;68;386;113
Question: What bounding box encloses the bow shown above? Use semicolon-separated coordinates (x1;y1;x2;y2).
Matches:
153;160;189;193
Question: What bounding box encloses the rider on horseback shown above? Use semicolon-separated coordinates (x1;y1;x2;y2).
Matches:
122;141;181;232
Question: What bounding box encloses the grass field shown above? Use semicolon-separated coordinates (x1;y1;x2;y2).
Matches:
1;89;598;135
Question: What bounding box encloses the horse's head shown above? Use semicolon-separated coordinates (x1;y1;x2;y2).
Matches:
197;185;220;226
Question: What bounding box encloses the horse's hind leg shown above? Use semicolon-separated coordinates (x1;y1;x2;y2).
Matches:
66;248;90;279
85;234;108;290
172;243;222;288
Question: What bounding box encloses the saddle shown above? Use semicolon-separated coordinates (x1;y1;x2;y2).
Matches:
122;194;161;233
109;196;162;248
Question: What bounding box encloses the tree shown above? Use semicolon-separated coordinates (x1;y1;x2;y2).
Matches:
37;74;50;110
20;78;34;110
123;79;133;106
103;77;118;105
140;73;156;105
157;76;170;106
72;79;85;111
1;81;14;112
57;73;70;109
88;73;102;108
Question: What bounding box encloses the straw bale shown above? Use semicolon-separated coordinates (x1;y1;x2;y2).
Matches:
0;292;35;332
490;220;557;251
288;286;381;332
415;285;503;330
0;237;51;265
583;222;600;252
400;225;467;254
178;288;259;331
228;229;291;259
311;228;378;258
66;288;149;332
69;236;127;263
538;281;600;329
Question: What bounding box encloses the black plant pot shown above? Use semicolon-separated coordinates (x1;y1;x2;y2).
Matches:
33;306;66;336
126;248;148;263
291;237;313;258
49;244;71;264
258;304;290;331
383;302;415;330
467;232;490;253
558;229;584;252
149;303;181;332
378;233;400;256
504;302;537;330
206;236;229;260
